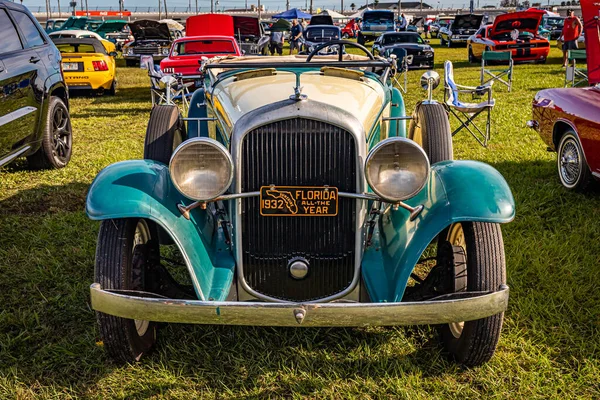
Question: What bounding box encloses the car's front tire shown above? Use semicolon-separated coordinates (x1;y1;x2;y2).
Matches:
409;102;453;163
27;96;73;169
342;33;349;39
557;130;592;191
437;221;506;367
144;105;186;164
95;218;159;363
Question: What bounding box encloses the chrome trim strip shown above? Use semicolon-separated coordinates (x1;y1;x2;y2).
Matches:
90;283;509;327
0;106;37;128
0;145;30;167
230;99;367;303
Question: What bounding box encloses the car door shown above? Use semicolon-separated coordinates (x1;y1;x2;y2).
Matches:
0;7;51;164
0;6;40;165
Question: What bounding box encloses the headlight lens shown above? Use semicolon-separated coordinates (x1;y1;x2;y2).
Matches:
169;138;234;201
365;138;429;202
162;47;170;55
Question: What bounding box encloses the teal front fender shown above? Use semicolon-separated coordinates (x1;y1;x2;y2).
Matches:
86;160;235;301
362;160;515;303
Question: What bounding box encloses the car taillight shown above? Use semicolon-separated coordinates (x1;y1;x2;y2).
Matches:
92;60;108;71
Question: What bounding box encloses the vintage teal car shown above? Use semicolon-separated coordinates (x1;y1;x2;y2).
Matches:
87;41;515;366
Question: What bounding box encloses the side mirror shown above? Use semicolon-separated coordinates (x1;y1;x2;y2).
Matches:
420;70;440;103
424;39;430;44
109;51;118;57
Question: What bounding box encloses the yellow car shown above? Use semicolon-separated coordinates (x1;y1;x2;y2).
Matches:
52;37;117;95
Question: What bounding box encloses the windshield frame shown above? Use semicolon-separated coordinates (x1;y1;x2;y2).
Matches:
382;33;424;45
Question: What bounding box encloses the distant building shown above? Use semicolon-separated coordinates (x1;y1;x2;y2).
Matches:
359;2;434;10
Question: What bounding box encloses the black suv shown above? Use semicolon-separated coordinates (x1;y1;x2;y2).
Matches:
0;0;72;169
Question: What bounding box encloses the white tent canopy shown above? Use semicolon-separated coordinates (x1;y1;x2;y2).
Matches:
348;7;371;19
319;9;347;20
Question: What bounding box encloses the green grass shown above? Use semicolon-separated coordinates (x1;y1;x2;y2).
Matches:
1;42;600;399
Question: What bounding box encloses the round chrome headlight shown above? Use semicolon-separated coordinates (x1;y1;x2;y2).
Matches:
365;137;430;202
169;138;234;201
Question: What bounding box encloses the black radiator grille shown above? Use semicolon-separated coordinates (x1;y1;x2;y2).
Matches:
240;118;357;301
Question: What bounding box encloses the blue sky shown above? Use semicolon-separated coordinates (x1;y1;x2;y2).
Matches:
24;0;503;13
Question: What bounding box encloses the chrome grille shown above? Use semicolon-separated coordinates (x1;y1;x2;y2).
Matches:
133;46;159;55
240;118;357;301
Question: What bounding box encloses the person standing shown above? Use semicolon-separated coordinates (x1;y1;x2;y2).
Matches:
289;19;304;55
301;18;308;30
269;29;284;56
561;9;583;67
352;18;359;38
398;13;407;31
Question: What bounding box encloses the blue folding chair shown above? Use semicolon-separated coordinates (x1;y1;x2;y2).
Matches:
444;60;495;147
385;47;412;93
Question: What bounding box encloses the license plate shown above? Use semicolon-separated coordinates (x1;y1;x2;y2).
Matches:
63;62;79;71
260;186;338;217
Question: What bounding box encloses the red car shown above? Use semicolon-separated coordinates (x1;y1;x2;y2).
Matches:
160;14;243;76
341;19;359;39
467;11;550;63
528;0;600;191
160;36;241;75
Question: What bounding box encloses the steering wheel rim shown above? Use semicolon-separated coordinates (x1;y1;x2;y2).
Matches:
305;39;375;62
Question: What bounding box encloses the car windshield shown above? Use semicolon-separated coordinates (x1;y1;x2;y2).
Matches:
364;12;394;24
383;34;423;44
54;21;65;29
174;40;236;55
306;27;339;41
438;19;452;27
51;33;76;38
56;43;98;53
544;17;564;28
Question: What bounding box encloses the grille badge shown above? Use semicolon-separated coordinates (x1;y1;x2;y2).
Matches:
289;258;309;280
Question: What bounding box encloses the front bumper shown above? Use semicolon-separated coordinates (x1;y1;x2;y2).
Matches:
90;283;509;327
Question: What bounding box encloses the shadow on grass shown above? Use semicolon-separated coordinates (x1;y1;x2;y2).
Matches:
0;182;89;215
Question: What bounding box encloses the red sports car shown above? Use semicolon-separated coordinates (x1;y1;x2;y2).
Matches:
467;11;550;63
160;36;242;75
528;0;600;191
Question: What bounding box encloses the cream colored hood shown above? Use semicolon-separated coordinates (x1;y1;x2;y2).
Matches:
210;71;386;133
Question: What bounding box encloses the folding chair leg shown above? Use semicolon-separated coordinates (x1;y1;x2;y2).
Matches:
448;108;491;147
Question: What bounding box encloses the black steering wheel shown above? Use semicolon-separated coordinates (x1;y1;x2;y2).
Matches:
306;40;375;62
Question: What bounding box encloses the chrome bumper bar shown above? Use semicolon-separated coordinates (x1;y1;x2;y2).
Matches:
90;283;509;327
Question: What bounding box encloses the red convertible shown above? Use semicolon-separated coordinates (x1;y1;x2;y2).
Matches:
160;36;241;75
528;0;600;191
160;15;242;76
467;10;550;63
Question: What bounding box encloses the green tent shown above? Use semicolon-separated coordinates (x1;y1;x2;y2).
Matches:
270;18;292;32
